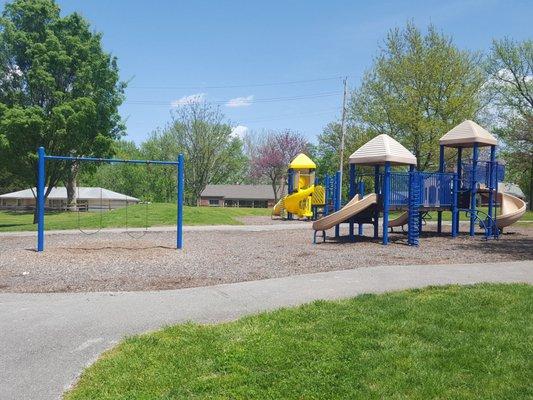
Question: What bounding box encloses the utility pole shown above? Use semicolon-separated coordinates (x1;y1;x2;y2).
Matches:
338;76;348;200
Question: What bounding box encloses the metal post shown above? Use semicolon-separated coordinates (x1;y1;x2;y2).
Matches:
455;147;463;234
452;171;459;238
334;170;341;238
287;169;294;220
437;145;444;233
338;77;348;205
470;143;478;236
374;165;380;239
177;153;184;249
349;163;355;241
358;181;365;236
382;162;391;245
37;147;45;252
324;175;330;216
487;145;496;238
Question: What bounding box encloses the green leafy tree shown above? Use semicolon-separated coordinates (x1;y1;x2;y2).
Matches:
349;23;486;170
144;102;248;205
0;0;125;219
79;140;150;201
487;38;532;209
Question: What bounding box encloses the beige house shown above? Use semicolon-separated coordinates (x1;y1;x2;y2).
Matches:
198;184;284;208
0;187;139;211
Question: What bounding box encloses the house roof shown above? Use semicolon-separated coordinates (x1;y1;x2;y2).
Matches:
439;120;498;148
499;182;525;198
200;184;283;200
289;153;316;170
0;187;139;201
349;134;417;165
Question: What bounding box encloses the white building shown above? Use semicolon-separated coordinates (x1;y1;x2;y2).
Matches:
0;187;139;211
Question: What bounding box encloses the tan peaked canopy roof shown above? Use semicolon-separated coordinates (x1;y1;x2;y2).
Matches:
349;134;417;166
439;120;497;148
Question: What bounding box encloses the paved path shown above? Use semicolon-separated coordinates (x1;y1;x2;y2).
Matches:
1;260;532;400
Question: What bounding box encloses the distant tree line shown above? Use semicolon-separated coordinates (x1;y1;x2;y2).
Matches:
0;1;531;210
314;23;532;209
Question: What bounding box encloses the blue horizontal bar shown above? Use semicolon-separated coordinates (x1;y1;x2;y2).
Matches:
44;155;180;165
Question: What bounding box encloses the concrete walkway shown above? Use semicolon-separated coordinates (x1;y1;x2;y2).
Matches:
1;260;532;400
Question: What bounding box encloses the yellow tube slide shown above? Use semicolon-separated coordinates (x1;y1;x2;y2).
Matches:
284;186;315;218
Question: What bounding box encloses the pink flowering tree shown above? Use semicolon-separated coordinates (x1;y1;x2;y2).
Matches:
250;130;308;201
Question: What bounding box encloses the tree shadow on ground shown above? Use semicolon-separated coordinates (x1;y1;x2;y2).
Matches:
453;233;533;260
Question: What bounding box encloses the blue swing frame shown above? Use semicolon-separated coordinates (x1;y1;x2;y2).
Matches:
36;146;185;252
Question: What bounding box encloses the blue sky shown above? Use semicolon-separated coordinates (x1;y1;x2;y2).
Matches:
11;0;533;143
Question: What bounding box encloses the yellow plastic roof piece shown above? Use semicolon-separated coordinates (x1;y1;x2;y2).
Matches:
289;153;316;169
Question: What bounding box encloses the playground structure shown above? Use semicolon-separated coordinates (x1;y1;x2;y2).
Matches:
35;147;185;252
312;120;527;245
272;153;336;220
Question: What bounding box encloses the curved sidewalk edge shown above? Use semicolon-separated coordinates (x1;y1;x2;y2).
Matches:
0;260;532;400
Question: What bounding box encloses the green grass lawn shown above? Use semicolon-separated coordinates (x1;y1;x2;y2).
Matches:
65;284;532;400
0;204;270;232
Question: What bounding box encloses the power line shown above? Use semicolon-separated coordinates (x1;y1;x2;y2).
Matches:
240;108;340;123
124;91;343;107
128;76;346;90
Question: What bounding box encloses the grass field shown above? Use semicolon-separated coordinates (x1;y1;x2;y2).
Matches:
0;203;270;232
65;284;532;400
0;204;530;232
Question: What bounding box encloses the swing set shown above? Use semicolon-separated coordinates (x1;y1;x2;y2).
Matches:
36;147;185;252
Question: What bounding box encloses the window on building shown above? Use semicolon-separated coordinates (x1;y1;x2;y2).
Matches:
238;200;253;208
209;199;220;207
253;200;268;208
224;200;237;207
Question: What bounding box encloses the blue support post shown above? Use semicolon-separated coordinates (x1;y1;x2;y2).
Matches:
454;147;463;234
437;145;444;233
37;147;45;252
407;164;420;246
348;164;355;241
374;165;380;239
382;162;391;245
470;143;478;236
176;153;184;249
323;175;330;216
358;181;365;236
487;145;496;238
287;169;294;220
334;170;341;238
452;171;459;238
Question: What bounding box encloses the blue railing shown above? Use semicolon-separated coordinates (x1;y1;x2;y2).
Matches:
389;172;410;206
419;172;454;207
462;161;504;187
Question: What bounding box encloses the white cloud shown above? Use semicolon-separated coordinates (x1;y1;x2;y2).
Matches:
226;95;254;108
171;93;206;107
231;125;249;139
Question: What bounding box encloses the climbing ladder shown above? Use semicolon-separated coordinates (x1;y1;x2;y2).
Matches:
408;172;421;246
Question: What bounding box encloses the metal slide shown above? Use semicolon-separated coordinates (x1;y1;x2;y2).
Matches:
312;193;377;232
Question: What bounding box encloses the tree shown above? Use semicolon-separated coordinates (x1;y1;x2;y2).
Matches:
163;102;247;205
79;140;150;201
487;38;533;209
349;23;486;170
313;122;371;177
250;130;308;202
0;0;125;219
